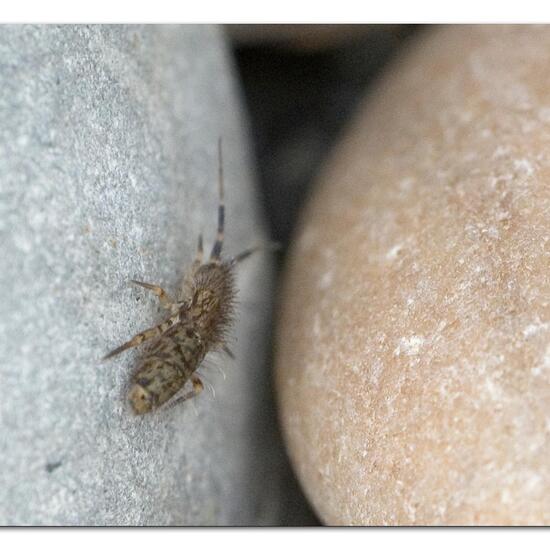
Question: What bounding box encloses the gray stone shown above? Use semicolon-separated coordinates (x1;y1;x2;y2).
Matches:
0;25;279;525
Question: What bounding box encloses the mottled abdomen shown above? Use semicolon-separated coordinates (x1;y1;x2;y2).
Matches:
128;329;207;414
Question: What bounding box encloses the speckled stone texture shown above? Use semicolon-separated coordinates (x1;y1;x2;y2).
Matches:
276;25;550;525
0;25;279;525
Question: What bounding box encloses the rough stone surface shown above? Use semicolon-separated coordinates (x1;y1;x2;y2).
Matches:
0;25;279;525
276;25;550;525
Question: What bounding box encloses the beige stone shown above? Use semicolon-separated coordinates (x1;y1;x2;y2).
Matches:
275;25;550;525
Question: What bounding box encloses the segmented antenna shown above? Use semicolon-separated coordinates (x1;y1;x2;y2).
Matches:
210;137;225;260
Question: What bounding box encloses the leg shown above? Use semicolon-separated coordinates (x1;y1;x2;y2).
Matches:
196;233;204;263
102;313;180;360
210;138;225;261
131;280;173;309
222;345;235;359
166;375;204;409
230;241;281;265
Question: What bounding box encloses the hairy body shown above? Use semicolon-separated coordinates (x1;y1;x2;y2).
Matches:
103;141;262;414
124;263;235;414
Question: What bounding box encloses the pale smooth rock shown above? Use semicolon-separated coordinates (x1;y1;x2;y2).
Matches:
275;25;550;525
0;25;280;525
